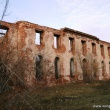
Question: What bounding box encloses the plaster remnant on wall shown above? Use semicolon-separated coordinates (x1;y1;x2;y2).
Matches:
0;20;110;86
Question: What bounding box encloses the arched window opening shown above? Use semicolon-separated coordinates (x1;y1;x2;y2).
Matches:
82;59;87;80
36;55;43;81
83;59;86;67
55;57;60;79
70;58;74;77
109;62;110;74
101;61;104;76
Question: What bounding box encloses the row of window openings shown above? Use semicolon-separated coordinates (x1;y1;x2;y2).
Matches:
82;59;110;77
82;43;110;57
54;57;74;79
35;32;74;50
35;32;83;54
35;32;60;48
36;56;74;80
81;41;105;56
35;32;110;57
100;46;110;58
36;56;110;80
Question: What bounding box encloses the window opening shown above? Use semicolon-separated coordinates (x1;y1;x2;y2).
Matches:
70;58;74;77
92;43;96;55
81;40;87;56
54;34;60;48
36;55;43;80
55;57;60;79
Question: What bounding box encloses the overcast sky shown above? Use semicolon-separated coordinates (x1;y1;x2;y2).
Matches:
0;0;110;42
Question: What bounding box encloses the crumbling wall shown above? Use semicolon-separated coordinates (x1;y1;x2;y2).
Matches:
0;20;110;87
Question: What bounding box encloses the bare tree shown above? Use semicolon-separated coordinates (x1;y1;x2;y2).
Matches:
0;0;9;21
76;51;100;83
0;0;10;86
0;1;56;109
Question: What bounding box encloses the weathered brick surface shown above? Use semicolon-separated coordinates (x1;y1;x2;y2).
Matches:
0;20;110;86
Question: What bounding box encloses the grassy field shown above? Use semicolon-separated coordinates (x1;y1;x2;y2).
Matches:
1;81;110;110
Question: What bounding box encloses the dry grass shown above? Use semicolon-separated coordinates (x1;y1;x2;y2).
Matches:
0;81;110;110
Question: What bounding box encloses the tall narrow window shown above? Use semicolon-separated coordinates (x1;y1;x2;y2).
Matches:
82;59;87;81
55;57;60;79
54;34;60;48
35;31;42;45
69;38;75;53
109;62;110;74
70;58;74;77
36;55;43;80
81;40;87;56
100;45;104;57
92;43;96;55
101;61;104;76
108;47;110;58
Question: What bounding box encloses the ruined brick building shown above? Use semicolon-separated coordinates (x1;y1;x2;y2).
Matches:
0;21;110;86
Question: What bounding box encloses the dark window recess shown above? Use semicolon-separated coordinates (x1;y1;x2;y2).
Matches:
92;43;96;55
70;58;74;77
54;34;60;48
69;38;75;53
101;61;105;76
81;40;87;56
55;57;60;79
100;45;104;57
108;47;110;58
82;59;87;81
109;62;110;74
36;55;43;81
35;30;43;45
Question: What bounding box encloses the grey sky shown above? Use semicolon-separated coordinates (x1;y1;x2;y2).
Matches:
0;0;110;42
